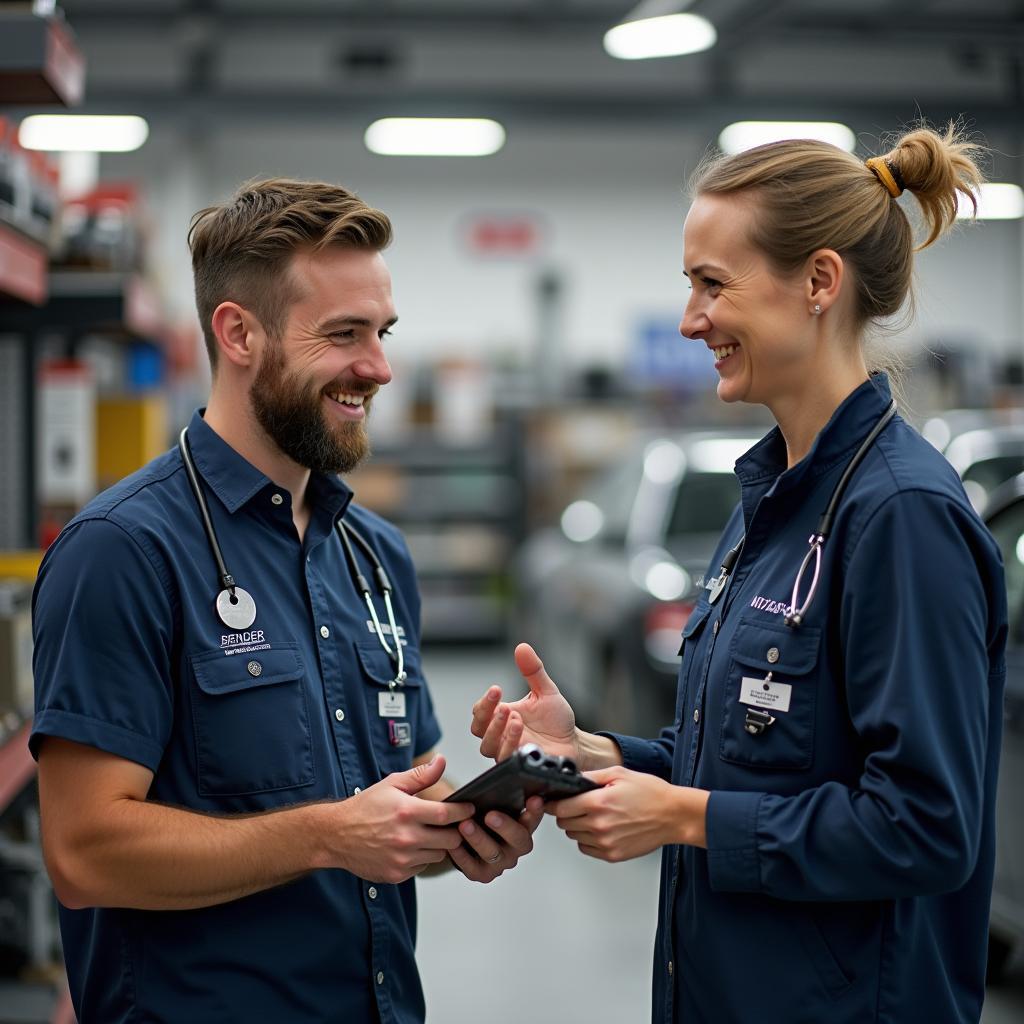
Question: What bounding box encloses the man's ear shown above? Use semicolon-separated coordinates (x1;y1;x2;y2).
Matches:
210;301;262;370
805;249;844;315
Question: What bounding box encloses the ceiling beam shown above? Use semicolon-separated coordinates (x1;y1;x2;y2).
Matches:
24;87;1020;133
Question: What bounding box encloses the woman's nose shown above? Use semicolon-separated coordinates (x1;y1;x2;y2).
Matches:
680;293;709;340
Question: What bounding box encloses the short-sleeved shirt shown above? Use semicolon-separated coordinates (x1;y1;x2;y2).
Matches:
606;376;1007;1023
31;409;442;1024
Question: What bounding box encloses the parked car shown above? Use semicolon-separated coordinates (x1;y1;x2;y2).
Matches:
981;472;1024;981
923;410;1024;515
514;428;762;737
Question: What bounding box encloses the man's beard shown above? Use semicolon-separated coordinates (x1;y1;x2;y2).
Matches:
250;341;372;475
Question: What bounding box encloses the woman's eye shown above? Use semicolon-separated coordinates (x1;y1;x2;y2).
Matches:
378;329;393;340
703;277;722;290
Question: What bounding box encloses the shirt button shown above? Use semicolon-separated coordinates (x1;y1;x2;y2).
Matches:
335;708;345;722
353;787;362;795
368;886;378;899
271;493;283;506
320;625;330;639
376;971;385;985
668;960;674;976
693;708;700;724
767;647;780;663
712;619;720;635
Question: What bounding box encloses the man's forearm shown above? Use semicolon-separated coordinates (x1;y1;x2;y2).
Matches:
48;797;334;912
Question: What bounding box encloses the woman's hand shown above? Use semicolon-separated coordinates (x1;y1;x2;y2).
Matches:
548;767;710;862
471;643;581;763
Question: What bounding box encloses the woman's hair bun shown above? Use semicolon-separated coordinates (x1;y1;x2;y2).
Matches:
883;122;985;250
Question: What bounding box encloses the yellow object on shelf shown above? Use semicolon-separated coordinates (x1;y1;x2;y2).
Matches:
96;396;169;488
0;550;43;581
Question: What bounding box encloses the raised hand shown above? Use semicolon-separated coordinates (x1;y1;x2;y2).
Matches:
471;643;581;763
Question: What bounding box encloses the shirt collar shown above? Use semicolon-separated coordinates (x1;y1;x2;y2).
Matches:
735;374;895;492
182;408;353;520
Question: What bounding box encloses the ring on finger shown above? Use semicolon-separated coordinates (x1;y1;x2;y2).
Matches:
486;851;502;864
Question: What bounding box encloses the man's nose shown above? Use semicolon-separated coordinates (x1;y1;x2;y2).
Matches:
353;342;393;386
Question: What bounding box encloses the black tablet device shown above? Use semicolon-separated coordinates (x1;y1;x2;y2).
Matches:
445;744;599;818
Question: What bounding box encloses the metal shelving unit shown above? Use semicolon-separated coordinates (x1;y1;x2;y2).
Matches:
349;415;527;643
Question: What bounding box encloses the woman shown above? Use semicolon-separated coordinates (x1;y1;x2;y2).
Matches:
472;125;1008;1023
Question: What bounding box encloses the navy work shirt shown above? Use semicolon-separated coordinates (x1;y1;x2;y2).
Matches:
607;377;1007;1024
31;409;442;1024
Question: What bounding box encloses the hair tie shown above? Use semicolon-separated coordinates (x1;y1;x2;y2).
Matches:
865;157;904;198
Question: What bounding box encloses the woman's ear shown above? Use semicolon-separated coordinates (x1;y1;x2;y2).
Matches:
210;301;261;370
805;249;844;316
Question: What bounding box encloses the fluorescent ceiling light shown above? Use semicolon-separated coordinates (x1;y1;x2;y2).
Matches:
19;115;149;153
956;183;1024;221
604;13;716;59
364;118;505;157
719;121;856;155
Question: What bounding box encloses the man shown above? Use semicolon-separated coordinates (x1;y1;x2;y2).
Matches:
31;178;541;1023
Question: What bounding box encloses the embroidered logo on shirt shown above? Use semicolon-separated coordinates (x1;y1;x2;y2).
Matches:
220;630;272;657
749;595;795;618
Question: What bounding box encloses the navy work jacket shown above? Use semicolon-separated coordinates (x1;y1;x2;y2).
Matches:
608;377;1007;1024
31;409;442;1024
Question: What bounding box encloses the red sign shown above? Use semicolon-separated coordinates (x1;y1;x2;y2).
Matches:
0;223;47;305
464;214;545;257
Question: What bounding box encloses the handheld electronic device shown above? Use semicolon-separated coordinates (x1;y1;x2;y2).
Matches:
445;744;599;818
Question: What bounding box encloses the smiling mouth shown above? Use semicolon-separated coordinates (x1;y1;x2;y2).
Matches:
325;390;367;408
712;344;739;361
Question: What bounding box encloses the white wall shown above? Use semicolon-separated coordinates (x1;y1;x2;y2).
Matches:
106;119;1024;377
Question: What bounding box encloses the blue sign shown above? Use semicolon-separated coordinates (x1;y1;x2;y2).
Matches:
627;318;718;391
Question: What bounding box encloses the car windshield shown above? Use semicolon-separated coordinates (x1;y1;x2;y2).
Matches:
667;471;741;538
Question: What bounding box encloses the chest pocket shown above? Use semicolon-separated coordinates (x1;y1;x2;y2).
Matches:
675;601;712;729
718;617;821;770
355;641;424;779
189;643;315;796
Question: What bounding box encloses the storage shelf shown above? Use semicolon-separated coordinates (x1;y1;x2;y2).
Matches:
0;270;167;341
0;10;85;106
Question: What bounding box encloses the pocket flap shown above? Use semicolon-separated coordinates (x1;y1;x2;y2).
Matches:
190;644;303;695
678;601;713;655
730;617;820;675
355;641;423;687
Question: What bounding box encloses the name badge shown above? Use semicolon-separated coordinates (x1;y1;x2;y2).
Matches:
388;721;412;748
379;691;407;717
739;676;792;713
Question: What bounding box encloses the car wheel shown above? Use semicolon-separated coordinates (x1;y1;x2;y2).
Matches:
987;929;1015;984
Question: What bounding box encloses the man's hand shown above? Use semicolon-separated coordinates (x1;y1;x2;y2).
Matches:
471;643;581;763
548;766;709;862
329;756;474;884
448;796;545;883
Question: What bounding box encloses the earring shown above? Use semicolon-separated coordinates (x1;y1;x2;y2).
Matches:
813;303;822;316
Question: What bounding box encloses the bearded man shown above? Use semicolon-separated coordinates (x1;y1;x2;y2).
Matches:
31;178;541;1024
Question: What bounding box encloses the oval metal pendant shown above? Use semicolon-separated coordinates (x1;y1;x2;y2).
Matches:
216;587;257;630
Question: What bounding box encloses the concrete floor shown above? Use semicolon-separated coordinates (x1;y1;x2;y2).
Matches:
416;646;1024;1024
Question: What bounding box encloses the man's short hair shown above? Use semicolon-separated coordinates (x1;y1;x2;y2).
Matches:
188;178;393;371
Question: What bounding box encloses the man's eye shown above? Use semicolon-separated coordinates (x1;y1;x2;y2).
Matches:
702;277;722;290
329;331;355;342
